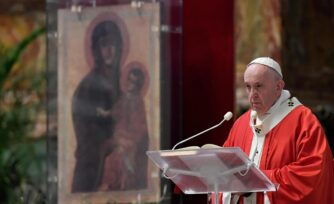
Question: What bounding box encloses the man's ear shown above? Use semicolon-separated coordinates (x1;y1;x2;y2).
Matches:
277;80;285;91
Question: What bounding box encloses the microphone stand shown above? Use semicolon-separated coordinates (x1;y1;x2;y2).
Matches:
172;112;233;150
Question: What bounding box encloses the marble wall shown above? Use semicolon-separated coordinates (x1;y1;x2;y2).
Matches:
234;0;282;115
281;0;334;109
235;0;334;114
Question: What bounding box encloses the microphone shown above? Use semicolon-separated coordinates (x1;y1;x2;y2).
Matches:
172;111;233;150
250;110;257;119
250;110;264;126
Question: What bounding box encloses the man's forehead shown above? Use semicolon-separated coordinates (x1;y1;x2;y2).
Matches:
245;64;270;75
244;65;272;82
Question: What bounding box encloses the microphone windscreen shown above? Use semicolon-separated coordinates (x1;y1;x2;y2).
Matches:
250;110;257;119
224;111;233;121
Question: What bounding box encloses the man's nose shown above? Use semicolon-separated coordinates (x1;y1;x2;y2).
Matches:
249;88;258;98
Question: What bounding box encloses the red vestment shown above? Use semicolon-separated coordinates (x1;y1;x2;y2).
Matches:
221;105;334;204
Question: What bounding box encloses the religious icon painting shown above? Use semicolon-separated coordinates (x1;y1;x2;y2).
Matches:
57;3;161;203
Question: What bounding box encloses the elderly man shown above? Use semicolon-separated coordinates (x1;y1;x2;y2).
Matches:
217;57;334;204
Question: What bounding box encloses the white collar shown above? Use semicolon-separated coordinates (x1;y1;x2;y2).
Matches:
250;90;301;136
258;90;291;121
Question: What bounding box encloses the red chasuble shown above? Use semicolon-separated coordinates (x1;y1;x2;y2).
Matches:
222;105;334;204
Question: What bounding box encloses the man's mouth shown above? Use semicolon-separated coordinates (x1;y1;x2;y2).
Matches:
251;102;261;108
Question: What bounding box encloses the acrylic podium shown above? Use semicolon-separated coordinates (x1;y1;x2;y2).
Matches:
146;147;277;204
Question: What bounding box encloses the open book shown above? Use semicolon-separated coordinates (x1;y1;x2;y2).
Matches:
176;143;222;150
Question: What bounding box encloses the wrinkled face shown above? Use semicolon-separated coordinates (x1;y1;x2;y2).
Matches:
244;64;284;116
98;34;116;66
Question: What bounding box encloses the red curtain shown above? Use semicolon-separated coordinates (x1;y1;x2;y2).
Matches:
183;0;234;147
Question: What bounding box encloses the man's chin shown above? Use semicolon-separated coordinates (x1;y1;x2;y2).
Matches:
251;105;259;111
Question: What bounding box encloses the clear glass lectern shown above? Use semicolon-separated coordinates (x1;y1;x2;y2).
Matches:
147;147;277;204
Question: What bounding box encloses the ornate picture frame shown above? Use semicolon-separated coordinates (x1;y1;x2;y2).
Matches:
57;3;161;203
